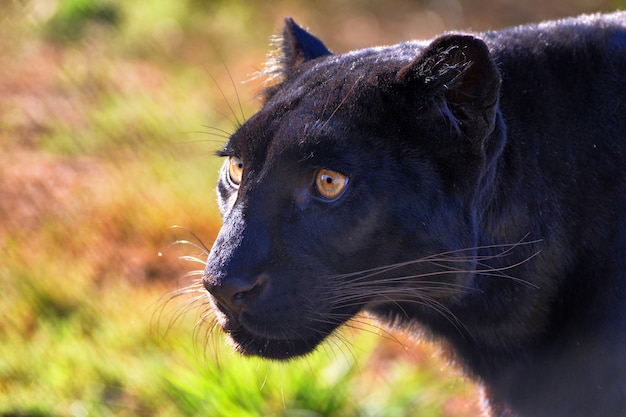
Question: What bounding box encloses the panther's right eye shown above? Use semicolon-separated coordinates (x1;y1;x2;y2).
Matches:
227;156;244;187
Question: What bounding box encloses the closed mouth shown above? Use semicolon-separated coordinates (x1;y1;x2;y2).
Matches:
214;305;343;360
211;295;357;360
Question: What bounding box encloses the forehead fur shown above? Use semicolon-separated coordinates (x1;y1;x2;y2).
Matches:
233;42;444;164
261;37;430;100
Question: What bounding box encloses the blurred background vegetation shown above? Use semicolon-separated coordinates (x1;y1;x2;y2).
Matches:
1;0;623;416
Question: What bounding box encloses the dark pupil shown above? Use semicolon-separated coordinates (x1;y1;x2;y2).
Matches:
325;176;333;184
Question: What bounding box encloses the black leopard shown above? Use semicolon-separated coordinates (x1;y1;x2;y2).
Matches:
202;12;626;416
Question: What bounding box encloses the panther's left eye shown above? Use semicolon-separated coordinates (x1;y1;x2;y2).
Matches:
314;169;349;200
227;156;244;186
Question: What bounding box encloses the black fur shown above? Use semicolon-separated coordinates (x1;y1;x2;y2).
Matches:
203;13;626;417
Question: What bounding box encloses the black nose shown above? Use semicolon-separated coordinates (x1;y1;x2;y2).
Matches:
203;274;267;314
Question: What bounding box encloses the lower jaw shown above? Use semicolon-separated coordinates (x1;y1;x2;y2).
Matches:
228;328;324;360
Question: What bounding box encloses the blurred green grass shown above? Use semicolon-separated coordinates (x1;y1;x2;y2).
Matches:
1;0;622;416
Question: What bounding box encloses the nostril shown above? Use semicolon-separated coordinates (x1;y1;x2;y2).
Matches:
204;273;268;312
231;289;248;306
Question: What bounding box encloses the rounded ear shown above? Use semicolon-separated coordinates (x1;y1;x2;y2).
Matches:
282;18;333;74
397;34;501;141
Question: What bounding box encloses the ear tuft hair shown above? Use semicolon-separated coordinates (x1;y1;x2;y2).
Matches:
257;18;332;101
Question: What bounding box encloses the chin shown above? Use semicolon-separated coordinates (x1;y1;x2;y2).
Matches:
227;327;326;360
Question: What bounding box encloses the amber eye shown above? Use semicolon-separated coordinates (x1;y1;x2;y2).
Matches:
315;169;348;200
227;156;244;186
